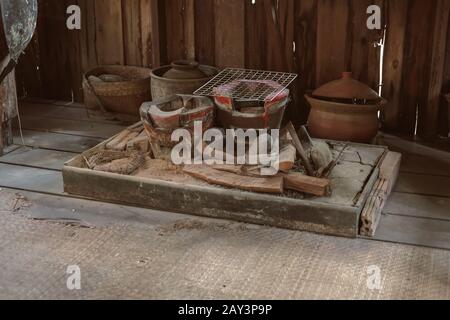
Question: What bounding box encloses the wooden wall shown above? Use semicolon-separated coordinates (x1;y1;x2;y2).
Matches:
15;0;450;139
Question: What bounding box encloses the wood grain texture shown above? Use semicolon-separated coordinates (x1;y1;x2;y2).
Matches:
13;130;104;153
0;147;75;171
381;0;408;131
398;0;435;136
94;0;124;65
418;0;450;138
215;0;245;68
194;0;215;66
164;0;195;62
294;0;317;123
375;213;450;250
315;0;348;86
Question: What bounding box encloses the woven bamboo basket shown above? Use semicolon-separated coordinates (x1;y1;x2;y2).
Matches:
82;65;152;116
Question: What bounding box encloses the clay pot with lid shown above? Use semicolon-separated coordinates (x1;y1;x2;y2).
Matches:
151;60;218;101
306;72;386;143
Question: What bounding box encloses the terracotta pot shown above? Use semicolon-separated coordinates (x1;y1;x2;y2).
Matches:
306;95;384;143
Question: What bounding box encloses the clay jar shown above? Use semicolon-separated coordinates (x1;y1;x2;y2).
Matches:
163;60;207;79
306;72;386;143
151;60;218;101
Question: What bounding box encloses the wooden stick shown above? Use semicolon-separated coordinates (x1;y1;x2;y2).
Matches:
286;122;315;176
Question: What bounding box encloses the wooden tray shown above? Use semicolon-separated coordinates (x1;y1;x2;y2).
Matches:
63;124;390;238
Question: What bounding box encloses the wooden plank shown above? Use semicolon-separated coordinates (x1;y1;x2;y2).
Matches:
183;165;284;194
0;64;17;155
0;187;184;229
294;0;317;123
395;172;450;198
315;0;348;86
0;147;75;171
381;0;408;132
385;192;450;222
18;115;125;139
374;214;450;250
194;0;215;66
94;0;124;65
400;153;450;177
418;0;450;138
140;0;160;68
215;0;245;68
13;130;104;153
346;0;384;90
360;152;402;237
78;0;98;74
398;0;435;136
0;163;63;195
122;0;143;66
164;0;195;62
37;0;77;101
18;102;122;125
245;0;294;71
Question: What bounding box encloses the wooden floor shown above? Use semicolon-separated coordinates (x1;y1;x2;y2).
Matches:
1;100;450;250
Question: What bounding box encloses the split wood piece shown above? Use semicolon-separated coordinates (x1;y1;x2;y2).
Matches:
298;126;313;153
93;152;146;175
106;127;142;151
284;173;331;197
286;122;315;176
183;165;284;194
127;130;150;153
277;143;297;173
360;151;402;237
212;164;264;177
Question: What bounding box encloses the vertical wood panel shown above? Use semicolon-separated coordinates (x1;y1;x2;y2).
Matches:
94;0;124;65
140;0;160;68
164;0;195;62
382;0;408;131
315;0;349;86
418;0;450;138
215;0;245;68
346;0;384;90
398;0;435;136
194;0;215;66
294;0;318;124
38;0;75;100
122;0;143;66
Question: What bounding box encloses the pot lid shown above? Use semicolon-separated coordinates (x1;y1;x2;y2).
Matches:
162;60;207;80
312;72;381;101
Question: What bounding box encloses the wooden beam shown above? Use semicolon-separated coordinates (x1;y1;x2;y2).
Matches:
0;60;18;155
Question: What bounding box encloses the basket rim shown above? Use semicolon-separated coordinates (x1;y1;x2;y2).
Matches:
84;65;152;85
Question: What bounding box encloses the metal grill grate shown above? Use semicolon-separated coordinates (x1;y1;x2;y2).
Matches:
194;68;298;102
